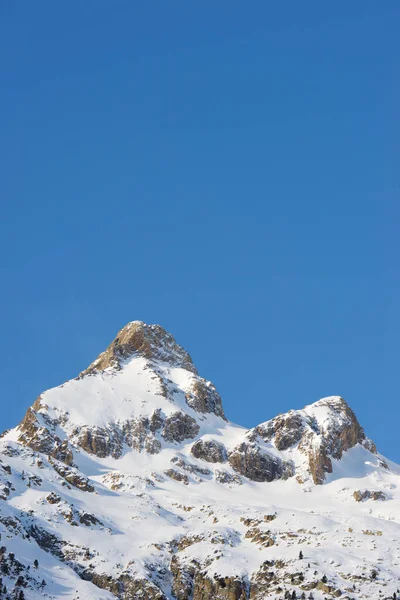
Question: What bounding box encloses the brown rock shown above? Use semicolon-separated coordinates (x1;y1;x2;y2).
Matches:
80;321;198;377
192;573;248;600
164;469;189;485
353;489;386;502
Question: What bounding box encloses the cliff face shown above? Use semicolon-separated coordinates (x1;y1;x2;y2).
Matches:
251;396;376;484
0;321;394;600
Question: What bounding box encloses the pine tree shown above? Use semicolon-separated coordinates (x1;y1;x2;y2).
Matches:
299;550;303;560
33;559;39;569
321;574;328;584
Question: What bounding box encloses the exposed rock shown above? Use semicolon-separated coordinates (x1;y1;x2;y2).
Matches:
149;408;164;433
191;439;228;463
316;580;342;596
253;412;305;450
162;411;200;443
171;455;211;476
171;554;196;600
185;379;226;420
49;458;94;492
353;489;386;502
125;416;162;454
74;415;162;459
192;573;248;600
263;514;277;522
86;570;167;600
255;396;377;484
245;527;275;547
29;525;65;559
228;442;294;483
171;556;249;600
46;492;61;504
79;512;103;527
164;469;189;485
74;424;123;459
50;439;74;465
302;435;333;485
215;470;242;485
0;483;10;500
1;463;12;475
17;403;55;455
300;397;376;484
249;560;277;599
177;533;206;551
80;321;197;376
17;400;73;466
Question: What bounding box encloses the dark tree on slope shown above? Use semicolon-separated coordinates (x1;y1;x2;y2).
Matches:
299;550;303;559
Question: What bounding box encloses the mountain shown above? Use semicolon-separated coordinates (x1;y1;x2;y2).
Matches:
0;321;399;600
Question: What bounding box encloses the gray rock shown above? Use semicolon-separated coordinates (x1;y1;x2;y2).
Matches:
185;379;226;420
191;439;227;463
228;442;293;483
162;412;200;443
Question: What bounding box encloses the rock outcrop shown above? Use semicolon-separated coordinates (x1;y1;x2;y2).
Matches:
353;489;386;502
80;321;198;376
191;439;227;463
252;396;376;484
228;441;294;482
162;412;200;443
185;379;226;420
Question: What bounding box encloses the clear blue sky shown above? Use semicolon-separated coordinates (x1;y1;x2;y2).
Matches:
1;3;399;459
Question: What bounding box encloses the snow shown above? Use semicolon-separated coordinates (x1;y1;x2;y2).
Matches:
1;348;399;599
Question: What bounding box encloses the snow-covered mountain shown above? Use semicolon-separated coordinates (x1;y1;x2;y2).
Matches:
0;321;399;600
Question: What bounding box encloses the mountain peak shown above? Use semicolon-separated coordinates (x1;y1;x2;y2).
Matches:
80;321;198;377
251;394;376;484
1;323;395;600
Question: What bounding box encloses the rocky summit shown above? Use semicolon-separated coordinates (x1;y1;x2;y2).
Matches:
0;322;399;600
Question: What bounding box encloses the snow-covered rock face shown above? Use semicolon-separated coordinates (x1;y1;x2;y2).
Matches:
251;396;376;484
0;321;398;600
16;321;226;464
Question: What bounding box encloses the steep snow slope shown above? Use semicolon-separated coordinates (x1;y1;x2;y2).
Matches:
0;321;399;600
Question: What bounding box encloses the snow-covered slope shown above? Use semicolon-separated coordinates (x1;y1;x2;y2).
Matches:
0;321;399;600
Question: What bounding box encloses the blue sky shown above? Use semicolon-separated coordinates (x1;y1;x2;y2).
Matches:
1;3;399;459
